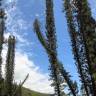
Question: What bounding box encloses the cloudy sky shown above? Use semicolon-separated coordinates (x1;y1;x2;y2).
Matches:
2;0;96;94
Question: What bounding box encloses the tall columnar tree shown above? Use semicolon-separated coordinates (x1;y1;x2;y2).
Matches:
73;0;96;95
0;0;5;81
5;35;15;96
45;0;63;95
34;10;63;96
0;1;28;96
63;0;90;95
0;0;5;95
63;0;96;95
34;19;78;96
33;0;78;95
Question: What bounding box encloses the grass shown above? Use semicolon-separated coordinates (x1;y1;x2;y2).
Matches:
22;87;52;96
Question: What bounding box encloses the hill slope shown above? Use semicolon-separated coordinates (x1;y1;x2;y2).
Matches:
22;87;52;96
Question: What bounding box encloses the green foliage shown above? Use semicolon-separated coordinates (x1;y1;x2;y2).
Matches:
22;87;51;96
63;0;96;95
0;0;6;95
34;0;64;95
0;0;96;96
73;0;96;95
5;35;15;96
33;0;78;96
0;1;28;96
0;8;4;80
63;0;90;95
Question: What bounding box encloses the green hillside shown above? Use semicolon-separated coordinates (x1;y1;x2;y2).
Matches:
22;87;52;96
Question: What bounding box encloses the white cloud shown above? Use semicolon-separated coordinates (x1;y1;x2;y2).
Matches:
3;0;54;94
2;44;54;94
2;33;54;94
14;51;54;93
5;0;29;34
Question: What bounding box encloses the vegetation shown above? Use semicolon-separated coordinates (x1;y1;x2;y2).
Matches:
22;87;51;96
34;0;78;96
0;0;96;96
0;0;28;96
63;0;96;95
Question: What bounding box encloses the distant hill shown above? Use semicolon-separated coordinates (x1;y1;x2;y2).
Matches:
22;87;52;96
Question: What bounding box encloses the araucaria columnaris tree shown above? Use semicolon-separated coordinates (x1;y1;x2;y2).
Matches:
0;0;5;95
5;35;16;96
63;0;96;95
33;0;78;96
0;0;5;81
45;0;62;95
63;0;89;95
74;0;96;95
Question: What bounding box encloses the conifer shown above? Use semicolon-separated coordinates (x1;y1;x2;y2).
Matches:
0;0;5;95
33;0;78;95
5;35;15;96
63;0;90;95
63;0;96;95
0;0;4;81
73;0;96;95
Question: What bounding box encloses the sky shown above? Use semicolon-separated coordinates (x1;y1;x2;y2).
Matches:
1;0;96;94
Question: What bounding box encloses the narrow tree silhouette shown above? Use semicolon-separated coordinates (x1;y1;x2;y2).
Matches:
0;1;29;96
73;0;96;95
63;0;96;95
0;0;6;95
63;0;89;95
5;36;15;96
33;0;78;95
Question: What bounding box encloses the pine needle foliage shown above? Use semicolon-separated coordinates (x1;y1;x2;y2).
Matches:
0;0;6;95
33;0;78;95
63;0;90;95
5;35;15;96
63;0;96;95
0;1;28;95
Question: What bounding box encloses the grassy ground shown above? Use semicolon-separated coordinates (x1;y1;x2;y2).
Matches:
22;87;51;96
